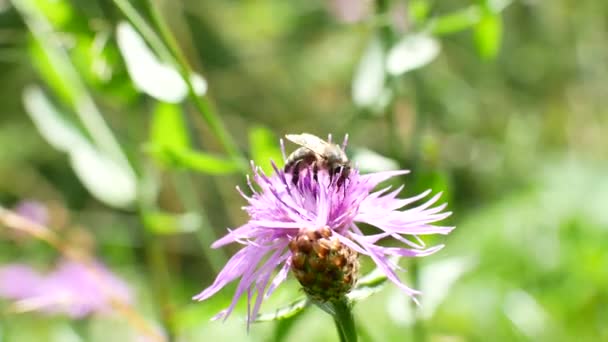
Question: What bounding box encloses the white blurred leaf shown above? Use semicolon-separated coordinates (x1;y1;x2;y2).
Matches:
69;143;137;208
22;86;87;152
504;290;548;338
386;256;474;325
352;36;386;107
116;21;207;103
351;148;399;173
23;86;136;209
419;256;475;319
386;34;440;76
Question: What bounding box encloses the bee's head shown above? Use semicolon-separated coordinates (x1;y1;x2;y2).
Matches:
324;145;348;164
324;145;350;183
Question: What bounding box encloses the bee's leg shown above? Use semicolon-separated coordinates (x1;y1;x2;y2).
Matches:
291;160;302;185
313;163;319;182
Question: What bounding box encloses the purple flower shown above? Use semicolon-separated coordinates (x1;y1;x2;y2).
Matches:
13;200;49;226
193;138;453;324
0;264;43;299
0;260;131;318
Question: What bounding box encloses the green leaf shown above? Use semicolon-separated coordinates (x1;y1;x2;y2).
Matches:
116;21;207;103
151;102;189;152
386;33;441;76
142;211;201;235
31;0;72;27
249;126;283;173
147;109;238;174
408;0;431;25
28;40;75;107
429;6;482;36
473;11;502;59
164;148;240;175
255;298;310;323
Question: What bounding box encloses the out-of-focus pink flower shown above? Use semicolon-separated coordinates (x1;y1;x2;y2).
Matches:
0;264;43;299
14;200;48;226
0;260;131;318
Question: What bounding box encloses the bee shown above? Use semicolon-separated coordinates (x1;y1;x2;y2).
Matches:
284;133;351;186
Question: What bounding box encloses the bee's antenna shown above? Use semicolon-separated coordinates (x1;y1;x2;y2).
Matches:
327;133;333;144
280;138;287;162
342;134;349;151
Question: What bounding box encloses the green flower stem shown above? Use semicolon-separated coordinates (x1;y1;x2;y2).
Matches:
329;299;358;342
111;0;173;61
171;172;227;273
112;0;247;172
146;0;248;172
375;0;426;341
409;75;429;342
143;232;177;342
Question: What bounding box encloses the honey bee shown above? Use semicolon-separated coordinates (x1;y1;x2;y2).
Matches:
284;133;351;186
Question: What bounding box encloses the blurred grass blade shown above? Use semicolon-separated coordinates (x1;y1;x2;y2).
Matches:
386;33;440;76
473;11;502;60
69;143;137;208
249;126;283;173
352;36;385;108
165;149;240;175
22;85;87;152
28;39;74;107
116;21;207;103
143;211;201;235
151;102;189;152
255;298;309;323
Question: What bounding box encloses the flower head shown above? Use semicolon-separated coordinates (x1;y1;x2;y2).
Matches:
193;136;454;324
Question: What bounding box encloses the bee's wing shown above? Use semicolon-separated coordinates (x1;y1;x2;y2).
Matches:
285;133;328;155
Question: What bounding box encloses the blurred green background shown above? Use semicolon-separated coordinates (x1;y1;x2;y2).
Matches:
0;0;607;341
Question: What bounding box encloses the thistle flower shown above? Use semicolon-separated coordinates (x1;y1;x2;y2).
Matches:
0;260;131;318
193;136;454;324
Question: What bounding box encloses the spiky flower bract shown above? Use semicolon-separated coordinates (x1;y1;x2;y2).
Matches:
193;137;454;325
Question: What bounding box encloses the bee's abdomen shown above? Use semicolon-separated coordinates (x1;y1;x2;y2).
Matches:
284;147;315;171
